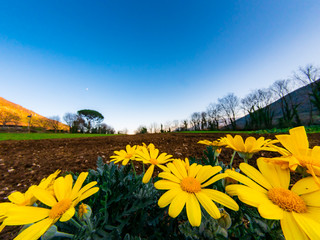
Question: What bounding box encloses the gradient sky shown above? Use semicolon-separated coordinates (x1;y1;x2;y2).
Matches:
1;1;320;133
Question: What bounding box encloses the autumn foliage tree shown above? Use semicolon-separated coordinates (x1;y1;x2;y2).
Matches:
0;109;21;127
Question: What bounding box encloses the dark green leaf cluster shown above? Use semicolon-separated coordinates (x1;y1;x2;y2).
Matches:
72;157;184;240
227;201;283;240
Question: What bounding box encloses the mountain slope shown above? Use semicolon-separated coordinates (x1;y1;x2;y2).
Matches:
0;96;68;131
236;81;320;129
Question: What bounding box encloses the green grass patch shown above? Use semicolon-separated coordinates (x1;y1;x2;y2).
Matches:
0;133;115;141
178;130;257;134
179;126;320;134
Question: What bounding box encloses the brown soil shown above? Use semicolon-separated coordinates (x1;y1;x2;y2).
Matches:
1;132;320;239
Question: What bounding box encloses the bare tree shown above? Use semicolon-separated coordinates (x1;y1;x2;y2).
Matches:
206;103;222;130
241;88;274;129
218;93;239;130
63;113;78;132
164;121;172;132
180;119;189;131
48;116;61;133
271;79;300;127
293;64;320;124
135;125;148;134
100;123;115;134
190;112;201;130
200;111;207;130
149;122;159;133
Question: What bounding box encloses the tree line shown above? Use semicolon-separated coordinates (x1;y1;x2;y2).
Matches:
140;64;320;133
0;108;115;134
63;109;115;134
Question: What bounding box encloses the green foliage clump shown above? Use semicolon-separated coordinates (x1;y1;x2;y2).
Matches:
73;157;182;240
62;150;284;240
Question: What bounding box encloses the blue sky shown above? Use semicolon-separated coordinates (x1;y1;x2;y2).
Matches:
1;1;320;133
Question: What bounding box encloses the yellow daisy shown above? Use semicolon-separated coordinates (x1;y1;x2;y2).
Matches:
0;170;61;233
3;172;99;240
135;145;173;183
225;159;320;240
154;159;239;227
198;139;225;158
260;126;320;186
224;135;274;162
8;170;61;207
198;138;226;149
110;145;137;165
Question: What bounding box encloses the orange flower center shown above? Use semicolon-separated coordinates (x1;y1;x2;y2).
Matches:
49;199;72;219
125;154;133;159
180;177;201;193
267;187;307;213
150;158;158;165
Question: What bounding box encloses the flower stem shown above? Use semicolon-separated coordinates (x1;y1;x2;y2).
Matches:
229;151;236;168
131;161;137;178
55;232;74;238
69;218;83;229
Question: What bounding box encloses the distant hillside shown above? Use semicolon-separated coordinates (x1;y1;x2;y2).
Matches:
236;81;320;129
0;96;68;131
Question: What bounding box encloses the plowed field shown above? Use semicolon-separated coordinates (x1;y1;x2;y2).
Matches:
1;132;320;239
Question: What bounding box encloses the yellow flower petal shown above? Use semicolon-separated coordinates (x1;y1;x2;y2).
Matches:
54;177;67;201
290;126;309;149
154;180;180;190
158;172;181;183
64;174;73;196
188;164;202;178
71;172;88;199
33;187;57;207
240;162;273;190
4;206;50;225
196;166;221;184
142;165;155;183
201;189;239;211
168;190;188;218
201;173;228;188
258;202;283;220
244;136;256;152
8;192;25;205
195;191;220;219
292;212;320;239
234;135;245;152
292;212;320;240
173;160;188;178
186;194;201;227
307;206;320;216
158;188;182;208
300;190;320;207
280;211;308;240
225;170;267;193
79;187;99;202
0;203;16;215
152;148;160;159
225;185;269;207
167;162;183;179
60;206;75;222
77;181;98;197
157;164;170;172
257;158;290;188
14;217;53;240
